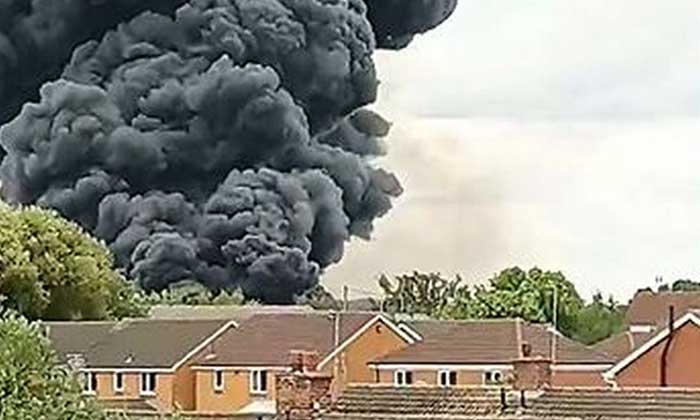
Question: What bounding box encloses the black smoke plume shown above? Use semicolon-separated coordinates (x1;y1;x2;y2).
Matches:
0;0;456;303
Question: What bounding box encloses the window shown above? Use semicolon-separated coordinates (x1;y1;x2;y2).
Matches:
438;370;457;387
82;372;98;394
113;372;124;393
213;369;225;392
483;370;503;385
394;370;413;386
140;372;157;395
250;370;268;394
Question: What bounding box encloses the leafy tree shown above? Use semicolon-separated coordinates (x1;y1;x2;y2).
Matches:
0;204;145;320
295;284;342;310
145;280;246;306
450;267;584;337
667;279;700;292
570;292;625;345
379;271;468;318
0;311;111;420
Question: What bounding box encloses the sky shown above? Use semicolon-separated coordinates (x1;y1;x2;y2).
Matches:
323;0;700;302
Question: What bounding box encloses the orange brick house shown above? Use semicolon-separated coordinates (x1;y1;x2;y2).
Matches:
369;319;614;388
603;310;700;388
44;311;416;417
45;319;235;412
189;312;416;417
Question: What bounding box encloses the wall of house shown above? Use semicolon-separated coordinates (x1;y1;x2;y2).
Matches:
324;319;411;390
615;322;700;388
87;371;174;410
194;369;279;413
173;366;196;410
376;369;502;386
552;370;607;387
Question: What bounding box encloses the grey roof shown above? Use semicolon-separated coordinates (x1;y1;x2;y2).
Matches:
43;321;117;363
148;304;314;320
85;319;230;369
45;319;231;369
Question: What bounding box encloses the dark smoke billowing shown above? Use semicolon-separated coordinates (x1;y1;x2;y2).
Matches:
0;0;456;303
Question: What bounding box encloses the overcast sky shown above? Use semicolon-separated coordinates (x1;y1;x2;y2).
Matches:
323;0;700;302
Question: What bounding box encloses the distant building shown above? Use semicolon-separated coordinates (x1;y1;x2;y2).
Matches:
44;312;415;418
369;319;613;388
596;291;700;388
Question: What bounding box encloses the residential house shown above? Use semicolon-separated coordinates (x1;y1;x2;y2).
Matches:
603;310;700;388
595;290;700;361
189;312;416;417
594;291;700;388
370;319;614;388
45;319;235;412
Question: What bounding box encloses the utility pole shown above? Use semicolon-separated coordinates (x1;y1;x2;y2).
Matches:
343;285;349;312
332;311;341;399
550;286;558;362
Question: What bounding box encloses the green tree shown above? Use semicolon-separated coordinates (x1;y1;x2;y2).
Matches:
668;279;700;292
0;204;145;320
378;271;468;318
450;267;584;337
295;284;342;310
145;280;246;306
571;292;625;345
0;311;111;420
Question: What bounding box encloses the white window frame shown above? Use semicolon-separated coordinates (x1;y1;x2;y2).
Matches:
113;371;124;394
483;370;503;385
213;369;225;393
140;372;157;396
82;372;98;395
394;370;413;386
438;370;457;387
250;370;268;395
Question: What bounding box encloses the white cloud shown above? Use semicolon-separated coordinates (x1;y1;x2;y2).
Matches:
322;1;700;302
323;118;700;301
373;0;700;119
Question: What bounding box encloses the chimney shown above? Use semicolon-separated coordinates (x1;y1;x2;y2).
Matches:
512;345;552;391
276;350;333;420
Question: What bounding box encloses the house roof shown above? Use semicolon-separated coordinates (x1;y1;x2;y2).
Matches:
193;312;385;367
519;388;700;419
148;304;313;320
79;319;232;369
605;311;700;378
374;319;613;366
625;291;700;327
323;385;542;420
592;330;654;362
43;321;117;363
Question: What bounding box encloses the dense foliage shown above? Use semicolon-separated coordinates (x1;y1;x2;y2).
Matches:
379;272;467;317
144;280;246;306
0;312;111;420
0;203;146;320
378;267;626;344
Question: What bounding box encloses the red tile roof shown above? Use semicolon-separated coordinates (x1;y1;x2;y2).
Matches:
626;291;700;327
375;319;612;365
520;388;700;419
193;312;377;367
593;330;654;362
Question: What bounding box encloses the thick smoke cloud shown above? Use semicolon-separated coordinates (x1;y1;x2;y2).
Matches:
0;0;190;126
0;0;455;303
